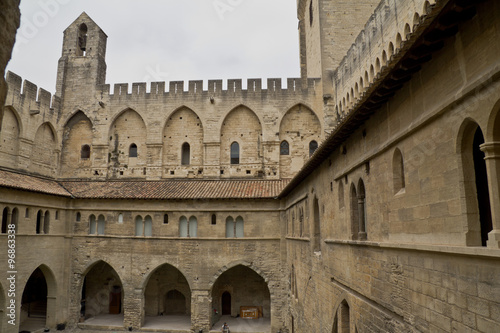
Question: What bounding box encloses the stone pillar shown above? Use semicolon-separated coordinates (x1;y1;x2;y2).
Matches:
123;287;143;330
191;289;212;332
358;194;367;240
480;142;500;248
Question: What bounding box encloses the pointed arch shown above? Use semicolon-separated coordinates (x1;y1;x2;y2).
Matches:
210;264;271;319
0;107;21;167
350;183;359;240
79;260;124;319
32;122;57;169
20;264;58;329
393;148;405;194
61;110;93;176
142;263;192;320
220;105;262;168
163;107;203;168
313;196;321;252
109;108;147;168
279;104;321;177
457;119;492;246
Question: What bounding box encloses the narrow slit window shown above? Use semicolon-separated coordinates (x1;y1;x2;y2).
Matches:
231;142;240;164
181;142;190;165
309;140;318;157
129;143;138;158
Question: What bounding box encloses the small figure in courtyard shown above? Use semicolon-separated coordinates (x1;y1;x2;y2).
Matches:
222;322;230;333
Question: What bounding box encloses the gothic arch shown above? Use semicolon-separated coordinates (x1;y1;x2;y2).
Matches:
456;119;492;246
210;263;271;320
486;98;500;142
2;106;22;136
32;122;58;169
142;263;192;318
162;106;204;167
61;110;93;177
79;260;125;319
209;260;270;290
220;105;262;167
279;104;321;177
108;108;147;167
140;262;193;291
20;264;58;329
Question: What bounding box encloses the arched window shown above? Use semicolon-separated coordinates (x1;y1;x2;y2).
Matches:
309;140;318;157
235;216;244;238
163;214;169;224
472;128;492;246
36;210;43;234
338;181;345;209
135;215;143;236
313;197;321;252
226;216;244;238
89;215;96;235
76;212;81;222
25;208;30;218
1;207;9;233
97;214;105;235
299;208;304;237
181;142;190;165
135;215;153;237
339;301;350;333
350;184;359;240
189;216;198;237
357;180;367;240
179;216;197;237
211;214;217;225
230;142;240;164
81;144;91;159
129;143;138;158
144;215;153;237
77;23;88;56
280;141;290;155
43;211;50;234
11;208;18;231
118;213;124;223
393;148;405;194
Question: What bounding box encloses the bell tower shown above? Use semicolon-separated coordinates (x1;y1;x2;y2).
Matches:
56;12;107;106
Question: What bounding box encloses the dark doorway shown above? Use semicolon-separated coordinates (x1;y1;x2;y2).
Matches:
21;268;48;319
473;128;492;246
221;291;231;315
109;286;122;314
165;289;186;314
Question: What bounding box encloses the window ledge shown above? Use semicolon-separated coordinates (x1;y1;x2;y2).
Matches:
285;236;310;242
324;239;500;258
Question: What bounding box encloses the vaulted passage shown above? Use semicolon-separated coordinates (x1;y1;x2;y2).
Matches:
143;263;191;330
211;265;271;332
80;261;124;327
20;266;57;332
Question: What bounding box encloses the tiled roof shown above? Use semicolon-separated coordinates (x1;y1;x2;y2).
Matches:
0;169;72;197
59;179;289;199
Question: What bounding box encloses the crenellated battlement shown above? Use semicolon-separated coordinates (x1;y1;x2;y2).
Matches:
98;77;320;101
5;71;61;112
332;0;440;117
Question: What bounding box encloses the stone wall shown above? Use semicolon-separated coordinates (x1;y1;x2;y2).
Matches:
0;0;20;127
285;1;500;331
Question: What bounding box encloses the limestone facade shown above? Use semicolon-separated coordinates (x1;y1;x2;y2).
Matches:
0;0;499;333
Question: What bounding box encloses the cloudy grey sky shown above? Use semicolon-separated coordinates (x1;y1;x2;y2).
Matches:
6;0;301;93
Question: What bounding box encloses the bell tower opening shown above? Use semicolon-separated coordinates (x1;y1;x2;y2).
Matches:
77;23;88;56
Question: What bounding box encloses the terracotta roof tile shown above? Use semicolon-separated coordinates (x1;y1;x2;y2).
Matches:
0;169;71;197
59;179;289;200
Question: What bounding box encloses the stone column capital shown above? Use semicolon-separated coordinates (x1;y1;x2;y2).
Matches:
480;141;500;159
